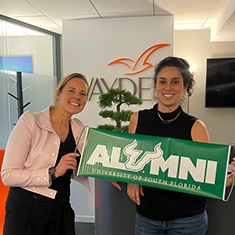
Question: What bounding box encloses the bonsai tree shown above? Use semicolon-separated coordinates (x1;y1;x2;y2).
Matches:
97;88;143;132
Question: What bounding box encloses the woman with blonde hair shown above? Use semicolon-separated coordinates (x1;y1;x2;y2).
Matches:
1;73;91;235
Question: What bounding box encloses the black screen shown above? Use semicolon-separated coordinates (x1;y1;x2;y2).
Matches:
206;58;235;107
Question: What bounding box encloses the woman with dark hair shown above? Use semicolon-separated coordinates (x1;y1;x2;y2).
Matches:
111;56;235;234
1;73;91;235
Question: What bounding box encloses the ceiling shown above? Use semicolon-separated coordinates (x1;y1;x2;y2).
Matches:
0;0;234;41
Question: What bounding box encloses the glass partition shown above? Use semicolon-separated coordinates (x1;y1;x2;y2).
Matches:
0;71;57;148
0;17;60;149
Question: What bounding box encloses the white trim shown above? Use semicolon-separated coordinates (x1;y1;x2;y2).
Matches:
75;215;95;223
222;145;232;201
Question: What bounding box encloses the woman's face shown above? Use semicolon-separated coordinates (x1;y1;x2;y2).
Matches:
57;78;88;115
155;66;186;112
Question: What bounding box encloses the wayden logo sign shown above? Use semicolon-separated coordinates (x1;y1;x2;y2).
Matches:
108;44;170;75
77;128;230;200
87;43;170;101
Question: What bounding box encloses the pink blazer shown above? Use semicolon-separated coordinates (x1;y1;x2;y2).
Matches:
1;107;91;199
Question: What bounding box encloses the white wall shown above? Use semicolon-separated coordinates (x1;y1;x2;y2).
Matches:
63;16;173;128
0;35;54;76
174;29;235;145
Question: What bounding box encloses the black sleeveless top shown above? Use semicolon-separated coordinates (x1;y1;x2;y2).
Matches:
136;104;206;220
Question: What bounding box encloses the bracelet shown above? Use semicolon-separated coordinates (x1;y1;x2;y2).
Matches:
228;174;235;186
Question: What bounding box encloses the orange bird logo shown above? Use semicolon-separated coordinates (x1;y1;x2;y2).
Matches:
108;43;170;75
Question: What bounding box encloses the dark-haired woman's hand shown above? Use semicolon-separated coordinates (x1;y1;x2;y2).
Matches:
127;183;144;205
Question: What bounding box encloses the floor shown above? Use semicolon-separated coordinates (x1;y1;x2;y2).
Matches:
75;222;95;235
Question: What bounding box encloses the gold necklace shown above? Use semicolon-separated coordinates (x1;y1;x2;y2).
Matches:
52;115;64;141
157;111;181;124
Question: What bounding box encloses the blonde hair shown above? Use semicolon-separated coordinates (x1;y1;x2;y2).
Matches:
53;73;88;107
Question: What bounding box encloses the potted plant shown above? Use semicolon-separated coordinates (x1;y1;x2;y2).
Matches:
97;88;143;132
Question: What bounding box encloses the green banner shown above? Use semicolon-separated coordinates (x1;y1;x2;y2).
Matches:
77;128;231;200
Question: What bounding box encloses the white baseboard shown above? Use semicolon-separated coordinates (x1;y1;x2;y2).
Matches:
75;215;95;223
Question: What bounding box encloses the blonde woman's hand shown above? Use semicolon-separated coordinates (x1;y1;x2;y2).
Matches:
54;153;79;178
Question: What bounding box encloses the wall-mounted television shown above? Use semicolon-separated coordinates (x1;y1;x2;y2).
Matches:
205;57;235;108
